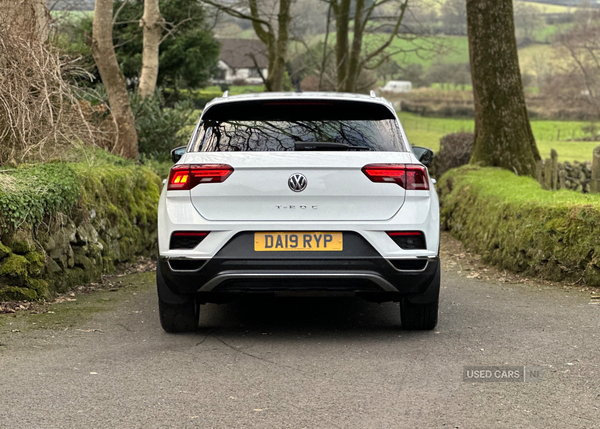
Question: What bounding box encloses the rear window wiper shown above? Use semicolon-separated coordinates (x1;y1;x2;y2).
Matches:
294;142;371;151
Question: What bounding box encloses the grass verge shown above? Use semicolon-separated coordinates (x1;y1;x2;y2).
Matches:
0;271;154;333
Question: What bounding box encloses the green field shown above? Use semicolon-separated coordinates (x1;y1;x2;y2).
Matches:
386;35;470;68
418;0;575;15
309;33;563;76
520;1;575;14
398;112;599;163
50;10;93;21
305;33;472;70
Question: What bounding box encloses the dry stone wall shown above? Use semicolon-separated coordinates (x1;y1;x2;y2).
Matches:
0;161;161;301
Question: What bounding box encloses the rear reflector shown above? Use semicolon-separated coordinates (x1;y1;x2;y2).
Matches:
168;164;233;190
362;164;429;190
389;259;428;271
387;231;426;250
168;259;207;271
169;231;209;249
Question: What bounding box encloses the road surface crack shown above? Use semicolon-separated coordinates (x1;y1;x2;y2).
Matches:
210;334;311;375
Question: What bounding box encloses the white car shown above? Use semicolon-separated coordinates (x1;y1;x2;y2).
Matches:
157;91;440;332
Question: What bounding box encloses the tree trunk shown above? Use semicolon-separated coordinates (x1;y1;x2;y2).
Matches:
269;0;291;91
333;0;351;91
331;0;407;93
344;0;366;92
466;0;540;177
247;0;290;91
318;4;333;91
139;0;165;99
91;0;139;160
1;0;51;42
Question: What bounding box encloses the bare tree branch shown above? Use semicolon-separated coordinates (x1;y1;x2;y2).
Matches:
201;0;272;30
112;0;131;26
359;0;409;69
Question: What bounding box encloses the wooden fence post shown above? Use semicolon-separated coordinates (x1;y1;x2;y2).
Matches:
551;149;559;190
591;145;600;194
535;159;543;186
544;158;552;190
559;169;566;189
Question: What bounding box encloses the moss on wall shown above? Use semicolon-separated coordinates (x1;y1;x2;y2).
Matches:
0;150;162;301
438;166;600;286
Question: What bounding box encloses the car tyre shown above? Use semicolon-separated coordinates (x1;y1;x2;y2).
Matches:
157;264;199;333
158;299;199;333
400;299;438;330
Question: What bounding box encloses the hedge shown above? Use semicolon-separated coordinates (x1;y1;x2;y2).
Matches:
438;166;600;286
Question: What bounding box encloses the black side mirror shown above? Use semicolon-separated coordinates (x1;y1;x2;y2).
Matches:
412;146;434;166
171;146;186;163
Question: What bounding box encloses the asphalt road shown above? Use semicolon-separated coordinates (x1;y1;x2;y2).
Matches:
1;261;599;428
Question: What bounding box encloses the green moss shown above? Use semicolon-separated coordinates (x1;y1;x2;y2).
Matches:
118;237;134;262
25;278;49;298
73;157;161;266
0;285;38;301
0;243;10;259
10;240;32;255
53;267;86;294
0;253;30;278
439;166;600;286
0;271;154;332
25;251;45;276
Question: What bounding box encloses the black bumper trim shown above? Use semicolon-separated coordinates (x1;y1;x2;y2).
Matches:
158;256;439;299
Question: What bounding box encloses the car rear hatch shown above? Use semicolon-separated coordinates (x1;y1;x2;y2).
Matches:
184;152;414;222
180;96;414;222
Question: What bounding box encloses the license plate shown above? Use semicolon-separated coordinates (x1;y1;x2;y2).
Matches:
254;232;343;251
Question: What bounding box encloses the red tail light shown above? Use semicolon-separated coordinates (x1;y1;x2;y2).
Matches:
362;164;429;190
387;232;423;237
168;164;234;190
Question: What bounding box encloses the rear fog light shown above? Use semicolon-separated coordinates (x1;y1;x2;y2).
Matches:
387;231;426;250
170;231;209;249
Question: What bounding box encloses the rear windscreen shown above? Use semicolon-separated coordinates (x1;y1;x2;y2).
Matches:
189;100;406;152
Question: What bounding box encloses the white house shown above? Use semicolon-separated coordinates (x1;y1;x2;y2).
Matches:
380;80;412;94
214;39;268;86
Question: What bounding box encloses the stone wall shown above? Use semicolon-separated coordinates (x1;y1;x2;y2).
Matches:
536;151;595;193
0;161;161;301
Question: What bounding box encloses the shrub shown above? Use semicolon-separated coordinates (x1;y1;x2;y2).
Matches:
300;75;320;91
431;132;474;178
0;164;80;233
130;94;195;161
0;18;100;165
166;89;222;109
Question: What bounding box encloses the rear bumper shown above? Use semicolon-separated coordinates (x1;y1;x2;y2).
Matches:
158;232;439;303
160;257;438;291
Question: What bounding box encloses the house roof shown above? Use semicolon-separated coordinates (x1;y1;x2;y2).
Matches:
219;39;268;69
